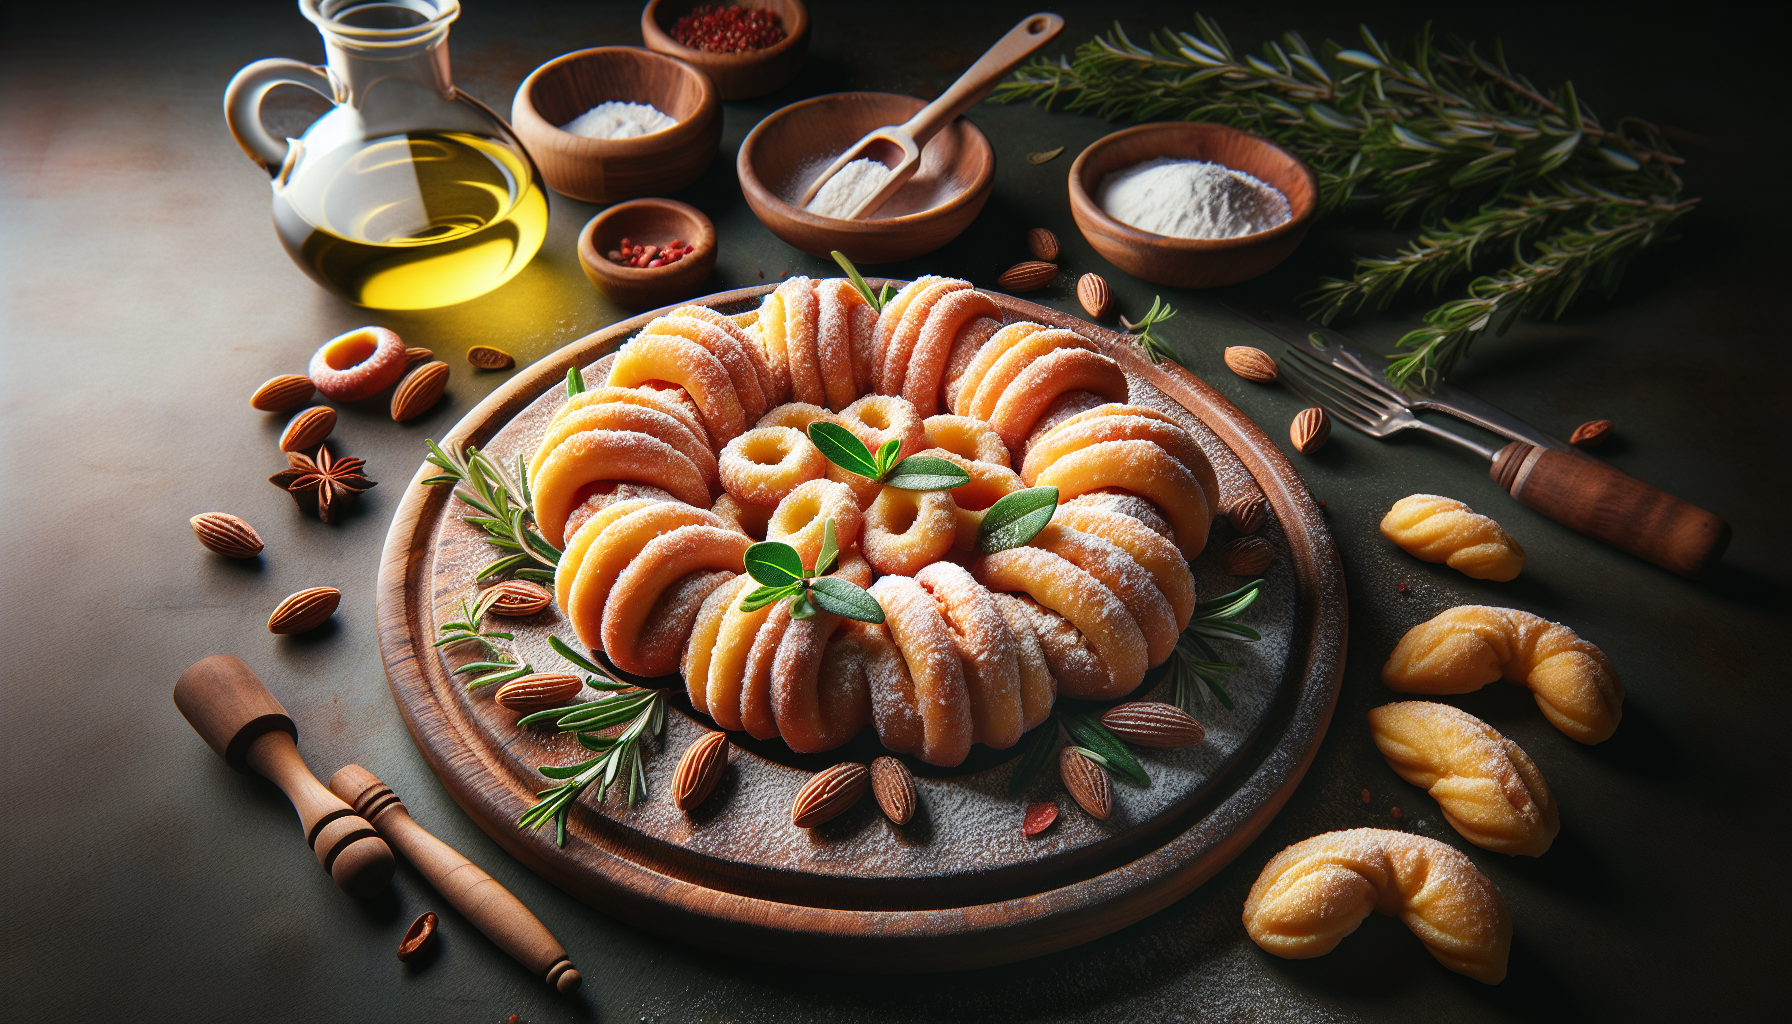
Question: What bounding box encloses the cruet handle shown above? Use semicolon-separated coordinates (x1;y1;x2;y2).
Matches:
223;58;339;173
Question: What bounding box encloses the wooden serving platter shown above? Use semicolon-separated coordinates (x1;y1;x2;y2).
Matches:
376;285;1346;972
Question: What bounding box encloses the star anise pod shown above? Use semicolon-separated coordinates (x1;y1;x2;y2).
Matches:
270;444;375;524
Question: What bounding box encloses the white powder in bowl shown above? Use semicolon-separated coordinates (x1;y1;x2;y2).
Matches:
1095;157;1291;240
562;101;678;140
805;157;894;220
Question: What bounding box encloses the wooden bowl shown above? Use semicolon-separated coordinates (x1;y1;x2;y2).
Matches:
1068;122;1318;289
737;92;995;264
511;46;720;204
641;0;809;101
577;199;717;310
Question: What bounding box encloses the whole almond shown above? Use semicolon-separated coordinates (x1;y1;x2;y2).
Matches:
190;512;264;558
493;672;583;712
392;360;450;422
1227;493;1267;534
1026;228;1060;262
996;261;1058;293
481;579;553;617
1077;273;1113;319
1570;419;1612;448
268;587;341;634
1100;701;1205;748
673;731;730;811
1290;406;1331;454
404;346;436;367
1224;346;1278;383
1220;535;1275;576
870;756;916;825
280;405;337;452
251;374;316;412
467;345;515;371
791;762;869;828
1059;747;1111;820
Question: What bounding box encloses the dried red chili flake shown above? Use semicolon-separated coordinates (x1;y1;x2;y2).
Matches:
1022;801;1059;836
1360;788;1371;804
606;236;696;269
1397;582;1408;594
1391;806;1404;821
671;4;785;53
397;911;438;962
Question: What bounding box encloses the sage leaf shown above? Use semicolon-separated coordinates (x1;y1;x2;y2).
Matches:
978;486;1059;552
789;592;816;620
566;365;586;396
813;517;838;578
807;420;880;479
1061;712;1150;787
1007;719;1061;797
830;250;882;311
745;540;805;586
809;576;885;623
739;582;798;613
875;437;901;476
884;455;971;491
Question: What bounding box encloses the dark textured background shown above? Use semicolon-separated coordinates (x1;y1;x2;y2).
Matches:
1;2;1785;1021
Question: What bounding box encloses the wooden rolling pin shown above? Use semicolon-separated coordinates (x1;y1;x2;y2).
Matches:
173;654;395;898
330;764;582;992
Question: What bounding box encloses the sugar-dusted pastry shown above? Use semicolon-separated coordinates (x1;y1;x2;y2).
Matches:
903;288;1001;416
560;502;725;650
770;553;876;752
1033;439;1211;559
913;447;1021;511
866;575;975;766
877;278;970;398
717;426;827;507
606;331;746;444
669;303;782;410
971;545;1145;699
756;400;837;432
1053;504;1195;630
640;313;770;421
1368;701;1560;856
601;526;749;676
862;486;957;576
922;413;1011;467
531;430;710;546
533;385;715;481
1383;605;1622;744
812;278;870;411
710;492;772;540
765;478;863;569
1242;828;1511;984
1029;523;1178;665
1021;403;1219;513
917;561;1024;749
956;325;1092;420
1381;494;1526;581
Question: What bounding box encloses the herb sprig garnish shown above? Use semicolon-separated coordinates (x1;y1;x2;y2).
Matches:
994;16;1694;386
422;440;558;584
739;519;884;622
435;597;533;690
976;486;1059;553
1006;711;1150;796
830;250;895;312
807;421;971;491
1120;296;1179;367
1167;579;1263;712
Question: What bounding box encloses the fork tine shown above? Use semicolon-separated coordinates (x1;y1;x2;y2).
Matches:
1279;368;1381;432
1281;354;1389;422
1283;348;1406;415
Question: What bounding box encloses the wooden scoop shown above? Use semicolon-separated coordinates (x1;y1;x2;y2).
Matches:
798;12;1063;220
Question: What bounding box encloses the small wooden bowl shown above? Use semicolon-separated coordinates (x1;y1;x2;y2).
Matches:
578;199;717;310
1068;122;1318;289
641;0;809;101
737;92;994;264
512;46;720;204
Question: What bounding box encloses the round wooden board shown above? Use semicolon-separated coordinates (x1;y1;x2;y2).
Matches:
376;285;1346;972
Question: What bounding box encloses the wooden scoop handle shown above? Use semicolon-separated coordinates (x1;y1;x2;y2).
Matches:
173;655;395;898
331;765;582;993
899;12;1064;148
1491;442;1731;578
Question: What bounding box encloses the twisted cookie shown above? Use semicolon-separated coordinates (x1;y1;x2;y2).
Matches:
1369;702;1560;856
1242;828;1511;984
1381;494;1526;581
1383;606;1623;744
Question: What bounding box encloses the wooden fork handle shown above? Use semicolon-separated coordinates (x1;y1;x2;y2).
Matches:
899;12;1064;148
1491;442;1730;578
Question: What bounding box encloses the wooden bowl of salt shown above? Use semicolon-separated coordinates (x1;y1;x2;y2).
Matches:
1068;122;1318;289
737;92;995;264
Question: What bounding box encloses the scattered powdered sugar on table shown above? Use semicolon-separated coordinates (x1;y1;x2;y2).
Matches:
1097;157;1291;240
562;100;678;139
806;157;894;219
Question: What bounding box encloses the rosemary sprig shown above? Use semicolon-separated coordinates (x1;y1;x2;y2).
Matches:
1166;579;1263;713
1120;296;1179;366
517;687;666;846
830;250;895;312
435;597;532;690
423;439;558;584
993;16;1693;387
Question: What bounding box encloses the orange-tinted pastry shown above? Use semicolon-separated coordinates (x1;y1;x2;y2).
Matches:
970;545;1145;699
878;278;970;398
904;287;1000;416
602;525;750;676
866;575;974;766
532;430;710;547
917;561;1023;750
766;478;864;569
607;332;745;444
532;399;720;496
641;313;769;421
718;426;827;506
1034;439;1212;560
862;485;957;576
1380;494;1526;581
922;413;1011;467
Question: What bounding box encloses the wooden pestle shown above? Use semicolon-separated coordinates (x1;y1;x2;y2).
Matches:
330;764;582;992
173;654;395;899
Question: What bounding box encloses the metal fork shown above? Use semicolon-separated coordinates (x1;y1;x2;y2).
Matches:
1277;346;1500;461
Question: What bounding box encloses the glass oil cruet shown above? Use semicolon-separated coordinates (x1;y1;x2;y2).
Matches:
224;0;547;310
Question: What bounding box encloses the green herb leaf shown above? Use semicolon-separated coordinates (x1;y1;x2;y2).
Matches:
566;365;586;396
548;635;607;676
977;486;1059;552
1060;712;1150;787
1007;718;1061;797
808;576;885;623
538;756;602;780
807;420;881;478
745;540;806;587
789;593;816;619
884;455;971;491
829;250;883;312
739;582;800;613
1026;146;1066;164
813;517;838;578
875;438;901;477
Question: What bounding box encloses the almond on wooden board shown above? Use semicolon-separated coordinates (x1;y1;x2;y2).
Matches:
1059;747;1111;820
190;512;264;558
1100;702;1205;748
391;360;450;422
1224;346;1278;383
1227;493;1267;534
467;345;515;371
791;762;869;828
1290;406;1331;454
268;587;340;634
673;731;729;811
1570;419;1612;448
870;756;916;825
996;261;1058;293
492;673;583;712
251;374;316;412
1076;273;1113;319
481;579;553;617
1025;228;1060;262
280;406;337;452
1221;535;1276;576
